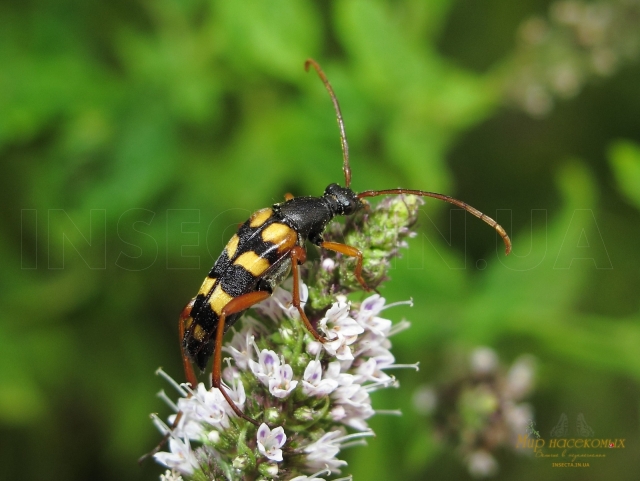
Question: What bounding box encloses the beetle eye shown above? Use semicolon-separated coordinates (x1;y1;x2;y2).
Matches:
343;199;357;215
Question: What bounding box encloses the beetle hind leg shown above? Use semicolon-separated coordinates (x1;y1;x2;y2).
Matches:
211;291;272;426
138;298;198;464
179;299;199;388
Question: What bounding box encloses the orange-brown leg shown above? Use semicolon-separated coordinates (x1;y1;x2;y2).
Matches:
179;299;199;388
138;299;197;464
320;241;371;291
212;290;271;426
290;246;325;342
284;192;294;201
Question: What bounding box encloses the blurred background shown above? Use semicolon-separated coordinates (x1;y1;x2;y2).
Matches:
2;0;639;479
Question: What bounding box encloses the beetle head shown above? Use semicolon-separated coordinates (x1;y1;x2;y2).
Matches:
324;183;363;216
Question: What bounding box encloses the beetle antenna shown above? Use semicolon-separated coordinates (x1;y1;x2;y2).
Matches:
305;58;351;188
358;188;512;255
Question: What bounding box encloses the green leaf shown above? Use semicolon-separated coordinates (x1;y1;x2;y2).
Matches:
609;139;640;209
215;0;321;80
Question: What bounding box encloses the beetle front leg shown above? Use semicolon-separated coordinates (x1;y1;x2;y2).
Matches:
320;241;372;291
290;246;325;343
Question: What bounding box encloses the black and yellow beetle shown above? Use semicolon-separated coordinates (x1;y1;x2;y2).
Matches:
178;59;512;426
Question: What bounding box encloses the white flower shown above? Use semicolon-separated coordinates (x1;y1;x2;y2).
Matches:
329;405;346;423
355;294;391;337
249;349;298;398
364;344;395;369
302;430;347;473
254;286;291;321
323;361;354;387
318;301;364;361
249;349;281;385
225;374;247;407
166;385;229;439
159;470;184;481
255;279;308;321
223;323;260;369
257;423;287;462
269;364;299;398
306;340;323;356
153;436;199;476
302;430;374;473
302;359;339;397
331;384;374;431
353;358;392;385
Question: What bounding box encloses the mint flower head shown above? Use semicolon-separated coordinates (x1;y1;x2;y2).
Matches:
149;195;422;480
414;347;537;478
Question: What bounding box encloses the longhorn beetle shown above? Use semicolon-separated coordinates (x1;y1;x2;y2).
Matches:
178;59;511;428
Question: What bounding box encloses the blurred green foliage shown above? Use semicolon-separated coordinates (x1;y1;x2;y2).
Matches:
1;0;639;480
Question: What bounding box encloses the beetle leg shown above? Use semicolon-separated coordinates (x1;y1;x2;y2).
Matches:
179;298;199;389
138;299;197;464
320;241;372;291
290;246;325;343
212;290;271;426
284;192;294;201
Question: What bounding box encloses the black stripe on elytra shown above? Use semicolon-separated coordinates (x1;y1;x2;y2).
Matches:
208;250;231;278
219;264;260;297
190;294;218;333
